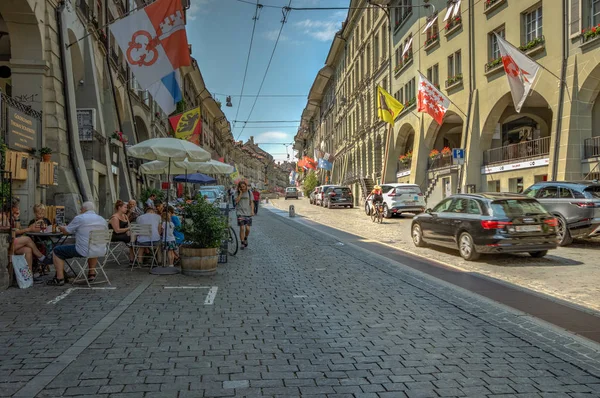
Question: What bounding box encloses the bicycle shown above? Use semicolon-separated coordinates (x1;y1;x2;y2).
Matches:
371;203;384;224
227;226;238;256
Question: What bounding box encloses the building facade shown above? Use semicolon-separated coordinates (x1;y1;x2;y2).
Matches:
0;0;251;219
296;0;600;206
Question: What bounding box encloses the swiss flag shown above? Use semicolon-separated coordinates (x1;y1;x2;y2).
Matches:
495;33;540;113
417;73;451;125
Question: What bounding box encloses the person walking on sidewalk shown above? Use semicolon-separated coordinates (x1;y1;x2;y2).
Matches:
235;181;254;249
252;188;260;215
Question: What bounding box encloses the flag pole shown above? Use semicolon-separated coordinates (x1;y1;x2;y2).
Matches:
380;121;393;184
66;2;148;49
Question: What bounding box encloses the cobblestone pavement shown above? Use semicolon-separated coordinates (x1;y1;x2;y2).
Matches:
1;209;600;397
271;197;600;314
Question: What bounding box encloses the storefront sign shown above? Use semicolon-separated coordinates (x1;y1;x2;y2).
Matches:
396;169;411;178
7;106;38;152
481;158;549;175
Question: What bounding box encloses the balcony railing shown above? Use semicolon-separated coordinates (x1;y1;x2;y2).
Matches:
483;136;550;165
584;136;600;159
80;130;107;164
428;154;453;169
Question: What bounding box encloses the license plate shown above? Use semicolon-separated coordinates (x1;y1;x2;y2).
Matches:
404;201;416;205
516;225;541;232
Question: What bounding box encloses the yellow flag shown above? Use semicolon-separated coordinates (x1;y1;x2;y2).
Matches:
377;86;404;125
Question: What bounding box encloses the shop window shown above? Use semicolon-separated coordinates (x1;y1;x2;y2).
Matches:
488;180;501;193
509;177;524;193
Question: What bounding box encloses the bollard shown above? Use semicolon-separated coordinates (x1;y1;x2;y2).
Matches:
265;197;269;204
289;205;295;217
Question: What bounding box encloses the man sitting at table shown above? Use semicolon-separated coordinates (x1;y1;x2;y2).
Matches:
134;207;162;263
47;201;108;286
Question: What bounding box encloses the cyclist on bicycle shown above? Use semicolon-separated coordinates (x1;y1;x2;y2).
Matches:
371;185;384;214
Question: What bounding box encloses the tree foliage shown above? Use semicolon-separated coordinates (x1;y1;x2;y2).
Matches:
140;187;165;205
302;171;319;197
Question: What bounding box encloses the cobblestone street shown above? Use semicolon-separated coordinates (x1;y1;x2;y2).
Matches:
271;198;600;313
1;208;600;397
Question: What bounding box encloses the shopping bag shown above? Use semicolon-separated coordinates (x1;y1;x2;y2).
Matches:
12;255;33;289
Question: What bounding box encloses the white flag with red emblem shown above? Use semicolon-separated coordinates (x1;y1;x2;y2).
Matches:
417;73;450;125
495;32;540;113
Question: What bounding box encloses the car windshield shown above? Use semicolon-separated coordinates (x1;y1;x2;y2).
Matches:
200;191;217;198
394;186;421;195
333;188;350;194
490;199;548;218
584;186;600;199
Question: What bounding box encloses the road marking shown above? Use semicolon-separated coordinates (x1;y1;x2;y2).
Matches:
293;295;307;298
46;287;117;305
164;286;211;289
315;268;326;271
17;276;154;398
204;286;218;305
47;288;76;305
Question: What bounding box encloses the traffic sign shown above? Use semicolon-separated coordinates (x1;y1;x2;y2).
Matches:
452;148;465;165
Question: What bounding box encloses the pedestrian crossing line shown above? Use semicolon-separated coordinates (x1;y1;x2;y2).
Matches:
204;286;218;305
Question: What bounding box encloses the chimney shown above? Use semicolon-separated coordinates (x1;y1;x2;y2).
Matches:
249;136;254;144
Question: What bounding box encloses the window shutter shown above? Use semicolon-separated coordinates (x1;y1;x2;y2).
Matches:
570;0;581;38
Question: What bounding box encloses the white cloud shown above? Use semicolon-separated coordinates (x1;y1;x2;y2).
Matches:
263;30;289;41
295;18;343;42
255;131;292;142
187;0;212;20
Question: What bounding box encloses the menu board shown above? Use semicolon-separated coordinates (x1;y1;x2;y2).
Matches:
54;206;65;226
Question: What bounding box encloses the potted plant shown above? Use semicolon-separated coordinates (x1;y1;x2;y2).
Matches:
39;147;53;162
429;149;440;160
179;199;228;276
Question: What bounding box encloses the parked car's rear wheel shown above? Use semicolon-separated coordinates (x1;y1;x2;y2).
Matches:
458;232;480;261
383;204;392;219
556;215;573;246
529;250;548;258
412;223;427;247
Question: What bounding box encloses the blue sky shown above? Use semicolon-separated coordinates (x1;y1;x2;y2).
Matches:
185;0;348;161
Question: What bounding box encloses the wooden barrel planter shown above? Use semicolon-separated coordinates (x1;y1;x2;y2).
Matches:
180;246;218;276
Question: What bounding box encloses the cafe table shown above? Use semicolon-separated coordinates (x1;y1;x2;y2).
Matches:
27;231;70;275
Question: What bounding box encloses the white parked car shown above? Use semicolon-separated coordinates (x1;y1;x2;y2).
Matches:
364;183;426;218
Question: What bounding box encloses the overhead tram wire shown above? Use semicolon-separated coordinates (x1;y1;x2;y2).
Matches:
235;0;294;141
232;1;263;131
213;93;306;98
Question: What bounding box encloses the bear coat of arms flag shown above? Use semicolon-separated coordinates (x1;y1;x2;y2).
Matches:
109;0;191;112
494;32;541;113
377;86;404;125
169;107;202;145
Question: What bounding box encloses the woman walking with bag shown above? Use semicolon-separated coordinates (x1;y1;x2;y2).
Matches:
235;181;254;249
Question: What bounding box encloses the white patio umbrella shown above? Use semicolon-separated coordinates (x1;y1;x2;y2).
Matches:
127;138;211;273
139;159;234;175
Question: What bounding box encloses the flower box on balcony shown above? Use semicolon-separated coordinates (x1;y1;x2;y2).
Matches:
444;17;462;37
484;57;504;76
581;26;600;51
445;74;463;90
394;53;413;75
519;35;545;56
484;0;506;15
424;35;439;51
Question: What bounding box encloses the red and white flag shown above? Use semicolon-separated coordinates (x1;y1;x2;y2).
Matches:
417;73;450;125
495;32;540;113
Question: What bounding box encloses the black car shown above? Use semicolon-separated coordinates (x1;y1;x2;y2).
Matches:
411;193;558;261
523;181;600;246
322;186;354;209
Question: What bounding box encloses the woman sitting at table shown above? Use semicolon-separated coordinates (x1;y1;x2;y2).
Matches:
1;200;52;273
109;200;134;264
28;203;52;230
